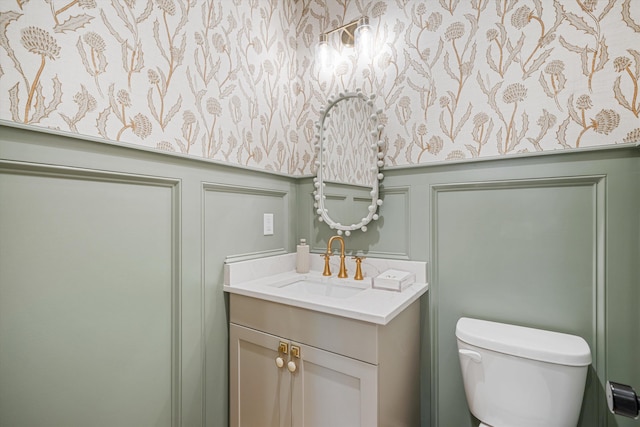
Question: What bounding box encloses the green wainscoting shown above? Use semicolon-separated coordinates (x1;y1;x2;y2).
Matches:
0;123;297;427
300;147;639;427
2;121;639;426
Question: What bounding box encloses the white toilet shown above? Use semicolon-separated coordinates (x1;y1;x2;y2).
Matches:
456;317;592;427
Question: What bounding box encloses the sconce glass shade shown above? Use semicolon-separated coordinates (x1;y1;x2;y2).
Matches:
354;16;372;59
316;34;334;70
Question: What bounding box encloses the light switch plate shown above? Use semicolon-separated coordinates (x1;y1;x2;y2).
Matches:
263;213;274;235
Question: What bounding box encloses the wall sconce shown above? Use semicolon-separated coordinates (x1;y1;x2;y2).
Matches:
315;16;372;70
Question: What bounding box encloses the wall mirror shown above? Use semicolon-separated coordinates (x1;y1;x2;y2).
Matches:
313;89;385;236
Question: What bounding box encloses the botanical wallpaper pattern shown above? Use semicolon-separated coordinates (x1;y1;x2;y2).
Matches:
305;0;640;166
0;0;306;174
0;0;639;173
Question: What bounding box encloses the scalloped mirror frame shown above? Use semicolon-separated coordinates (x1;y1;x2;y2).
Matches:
312;89;385;236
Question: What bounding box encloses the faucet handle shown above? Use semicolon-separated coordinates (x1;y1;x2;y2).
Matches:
321;253;332;276
352;256;366;280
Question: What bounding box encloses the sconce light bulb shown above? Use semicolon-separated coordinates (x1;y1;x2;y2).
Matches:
377;199;383;206
345;230;351;236
361;226;367;232
314;202;318;208
370;130;378;136
336;229;342;235
314;182;320;188
377;160;384;167
368;205;376;212
377;152;384;159
354;16;373;60
373;214;379;220
315;194;320;200
377;124;384;131
316;34;334;71
370;190;376;197
319;216;324;222
316;209;322;214
377;140;384;147
378;173;384;180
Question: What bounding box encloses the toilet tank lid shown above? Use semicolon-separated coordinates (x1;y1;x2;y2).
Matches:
456;317;592;366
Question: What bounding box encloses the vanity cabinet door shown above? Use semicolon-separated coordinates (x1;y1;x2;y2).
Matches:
230;324;293;427
291;341;378;427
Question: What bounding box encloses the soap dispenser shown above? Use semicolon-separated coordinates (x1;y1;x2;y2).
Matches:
296;238;310;273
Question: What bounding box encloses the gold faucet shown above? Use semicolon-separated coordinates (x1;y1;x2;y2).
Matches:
322;235;348;278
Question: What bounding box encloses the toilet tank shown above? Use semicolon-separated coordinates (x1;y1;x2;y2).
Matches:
456;317;592;427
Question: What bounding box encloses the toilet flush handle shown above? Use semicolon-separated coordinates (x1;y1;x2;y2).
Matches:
459;349;482;363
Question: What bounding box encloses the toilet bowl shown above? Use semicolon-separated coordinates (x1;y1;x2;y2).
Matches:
456;317;592;427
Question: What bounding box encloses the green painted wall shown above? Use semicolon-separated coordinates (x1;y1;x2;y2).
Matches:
299;146;640;427
2;122;639;426
0;123;297;427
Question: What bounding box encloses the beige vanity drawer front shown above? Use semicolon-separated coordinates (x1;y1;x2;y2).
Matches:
229;294;380;365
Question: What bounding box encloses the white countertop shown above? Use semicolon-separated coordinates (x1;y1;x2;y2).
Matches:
223;253;428;325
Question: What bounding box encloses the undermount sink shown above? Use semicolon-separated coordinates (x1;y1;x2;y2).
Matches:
223;253;429;324
270;276;368;299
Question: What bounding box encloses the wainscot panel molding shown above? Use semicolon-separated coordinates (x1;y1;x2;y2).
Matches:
201;181;293;426
0;160;182;426
1;122;638;427
349;148;638;427
0;123;297;427
430;176;607;426
299;182;413;260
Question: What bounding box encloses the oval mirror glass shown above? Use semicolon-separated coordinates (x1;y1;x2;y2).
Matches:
313;90;385;236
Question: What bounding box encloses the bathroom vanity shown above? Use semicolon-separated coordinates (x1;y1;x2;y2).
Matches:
224;253;428;427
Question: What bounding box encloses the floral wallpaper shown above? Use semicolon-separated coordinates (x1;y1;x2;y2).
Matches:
1;0;639;174
0;0;308;174
302;0;640;167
